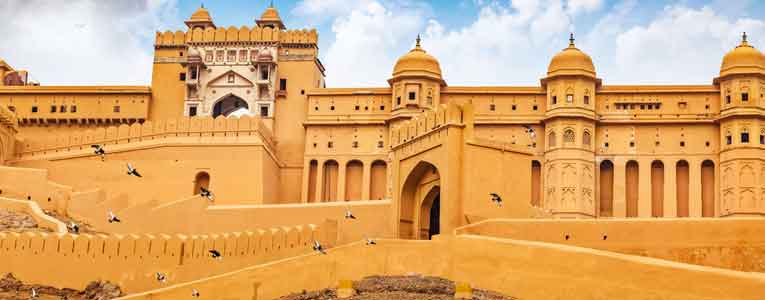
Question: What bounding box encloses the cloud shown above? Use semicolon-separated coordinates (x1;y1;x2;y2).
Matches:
0;0;180;85
566;0;604;15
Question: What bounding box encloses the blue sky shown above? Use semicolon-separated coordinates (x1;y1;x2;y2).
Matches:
1;0;765;87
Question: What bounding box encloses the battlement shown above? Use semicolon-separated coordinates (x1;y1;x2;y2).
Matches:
154;27;318;47
0;222;334;293
15;115;276;159
390;102;473;148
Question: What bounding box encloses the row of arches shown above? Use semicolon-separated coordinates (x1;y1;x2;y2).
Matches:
599;159;715;218
307;159;388;202
548;129;591;148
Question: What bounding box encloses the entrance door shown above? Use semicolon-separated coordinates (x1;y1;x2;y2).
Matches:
428;195;440;239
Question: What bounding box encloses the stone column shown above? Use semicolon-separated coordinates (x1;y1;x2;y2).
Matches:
638;158;652;218
362;160;372;200
613;158;626;218
664;158;678;217
301;159;311;203
315;159;325;203
689;158;703;217
337;159;347;202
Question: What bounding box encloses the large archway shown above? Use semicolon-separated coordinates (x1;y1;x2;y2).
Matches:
399;161;440;240
212;94;249;117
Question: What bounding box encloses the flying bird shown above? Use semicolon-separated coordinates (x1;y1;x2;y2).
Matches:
490;193;503;207
209;249;222;259
200;187;214;201
68;221;79;234
365;237;377;245
108;210;121;223
191;289;200;298
522;125;536;147
126;163;142;177
312;240;326;254
31;288;37;299
91;144;106;161
156;272;167;283
344;207;356;219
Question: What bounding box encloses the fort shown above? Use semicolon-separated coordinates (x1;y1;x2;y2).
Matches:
1;4;765;299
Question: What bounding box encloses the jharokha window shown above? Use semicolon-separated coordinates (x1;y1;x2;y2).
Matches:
563;129;575;143
250;50;259;61
239;50;248;62
566;94;574;103
227;50;236;62
583;131;591;146
548;132;556;148
215;50;224;62
205;51;213;62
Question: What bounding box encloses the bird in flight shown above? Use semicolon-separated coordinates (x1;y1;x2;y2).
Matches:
191;289;200;298
490;193;503;207
126;163;142;177
522;125;536;147
344;207;356;219
209;249;222;260
156;272;167;283
108;210;121;223
365;237;377;245
312;240;326;254
200;187;214;201
30;288;37;299
91;144;106;161
67;221;79;234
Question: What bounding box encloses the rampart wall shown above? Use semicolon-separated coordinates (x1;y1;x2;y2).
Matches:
0;197;67;233
154;27;318;47
0;221;336;294
116;235;765;300
456;218;765;272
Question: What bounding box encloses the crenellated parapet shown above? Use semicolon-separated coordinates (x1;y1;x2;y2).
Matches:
0;222;334;293
389;103;471;149
154;27;318;47
15;116;276;159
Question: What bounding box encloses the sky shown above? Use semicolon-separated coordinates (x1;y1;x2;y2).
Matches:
1;0;765;87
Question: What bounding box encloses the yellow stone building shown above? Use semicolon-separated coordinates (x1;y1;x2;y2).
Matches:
2;5;765;299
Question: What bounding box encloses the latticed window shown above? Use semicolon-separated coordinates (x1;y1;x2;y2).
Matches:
548;132;556;148
205;51;213;62
227;50;236;61
216;50;224;62
583;131;591;146
563;129;575;143
239;50;247;62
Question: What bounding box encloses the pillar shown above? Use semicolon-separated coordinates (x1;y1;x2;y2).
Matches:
362;160;372;200
337;159;347;202
613;159;626;218
315;159;325;203
664;158;678;217
638;159;652;218
689;158;703;217
301;159;310;203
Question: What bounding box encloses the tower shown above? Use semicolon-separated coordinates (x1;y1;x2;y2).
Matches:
184;5;216;30
715;32;765;217
256;2;286;30
541;33;601;218
388;36;446;127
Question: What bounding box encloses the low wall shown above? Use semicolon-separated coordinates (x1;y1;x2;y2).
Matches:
0;221;336;294
0;166;71;212
0;197;67;233
117;235;765;300
456;218;765;272
70;198;391;245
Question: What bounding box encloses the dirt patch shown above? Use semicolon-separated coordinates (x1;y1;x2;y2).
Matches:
276;275;516;300
0;209;52;233
0;273;122;300
43;210;105;235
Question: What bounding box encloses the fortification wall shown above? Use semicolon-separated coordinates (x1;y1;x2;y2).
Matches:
0;104;17;165
0;166;72;212
0;221;336;294
117;235;765;300
154;27;317;47
456;218;765;272
0;197;67;232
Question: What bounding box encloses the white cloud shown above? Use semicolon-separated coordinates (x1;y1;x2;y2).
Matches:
0;0;180;85
566;0;604;16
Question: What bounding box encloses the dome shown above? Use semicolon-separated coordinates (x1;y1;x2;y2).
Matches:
547;34;596;78
260;7;281;22
392;36;443;82
720;32;765;77
189;6;212;22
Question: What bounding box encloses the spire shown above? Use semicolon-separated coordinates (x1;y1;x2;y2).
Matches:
201;2;204;8
742;31;748;45
569;32;575;47
269;0;274;8
416;34;421;48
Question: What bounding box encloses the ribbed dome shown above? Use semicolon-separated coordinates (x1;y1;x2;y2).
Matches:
547;35;596;78
392;36;443;81
720;33;765;77
190;6;212;21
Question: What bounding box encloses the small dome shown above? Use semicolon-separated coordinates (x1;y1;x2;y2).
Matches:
392;36;443;81
190;6;212;22
547;34;596;78
720;32;765;77
260;7;281;22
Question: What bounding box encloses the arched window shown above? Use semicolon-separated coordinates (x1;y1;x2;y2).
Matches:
726;130;732;145
583;131;591;146
563;129;575;144
193;172;210;195
548;131;556;148
741;128;750;143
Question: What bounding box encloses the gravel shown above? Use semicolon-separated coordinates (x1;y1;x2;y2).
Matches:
0;273;122;300
43;210;105;235
0;209;52;233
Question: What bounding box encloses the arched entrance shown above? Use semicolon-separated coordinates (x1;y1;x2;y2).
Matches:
212;94;249;117
193;171;210;195
399;161;440;240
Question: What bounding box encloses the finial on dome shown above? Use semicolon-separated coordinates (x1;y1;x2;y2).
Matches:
416;34;421;48
200;2;204;8
742;32;748;44
269;0;274;8
569;32;575;47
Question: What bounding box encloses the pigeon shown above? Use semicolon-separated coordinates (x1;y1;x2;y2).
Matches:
156;272;167;283
192;289;200;298
126;163;142;177
365;237;377;245
344;207;356;219
91;144;106;161
68;221;79;234
312;240;326;254
209;249;222;259
522;125;536;147
490;193;503;207
108;210;121;223
31;288;37;299
200;187;214;201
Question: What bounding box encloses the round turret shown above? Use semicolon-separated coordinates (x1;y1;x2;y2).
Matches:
391;36;444;84
720;32;765;77
546;34;596;79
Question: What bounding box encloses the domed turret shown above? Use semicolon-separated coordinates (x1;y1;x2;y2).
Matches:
256;2;286;30
719;32;765;78
391;35;444;84
546;33;596;79
185;5;216;29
